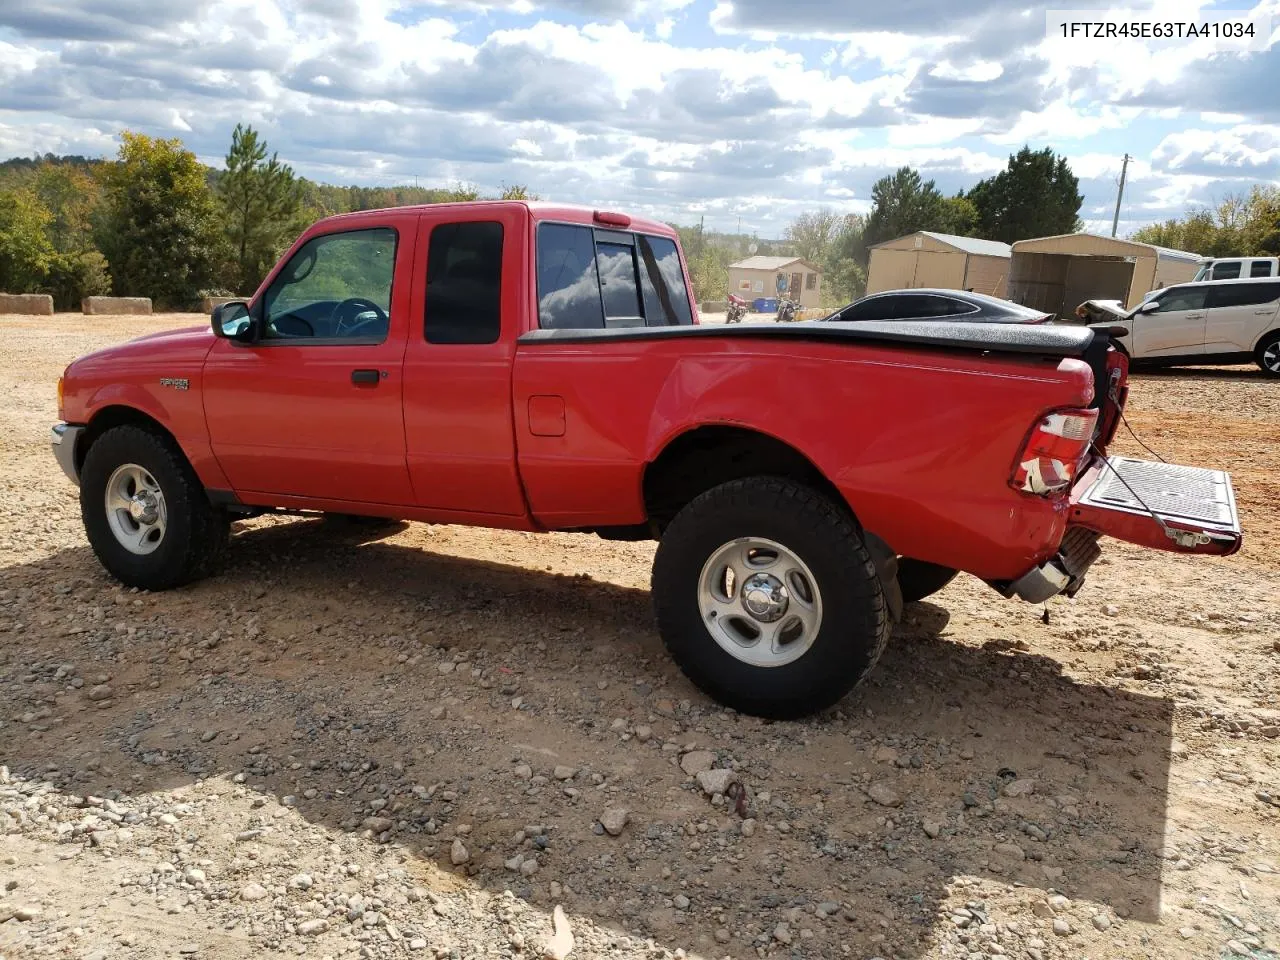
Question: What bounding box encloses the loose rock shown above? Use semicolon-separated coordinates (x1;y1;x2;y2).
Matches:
599;808;629;836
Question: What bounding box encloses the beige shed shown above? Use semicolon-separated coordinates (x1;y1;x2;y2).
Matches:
1007;233;1204;316
866;231;1012;298
727;256;823;308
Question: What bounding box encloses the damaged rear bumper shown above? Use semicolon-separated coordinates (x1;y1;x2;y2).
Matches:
997;455;1242;603
999;527;1102;603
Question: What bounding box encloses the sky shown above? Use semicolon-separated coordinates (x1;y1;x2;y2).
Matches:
0;0;1277;239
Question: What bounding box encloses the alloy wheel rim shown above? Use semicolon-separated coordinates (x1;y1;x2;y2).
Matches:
104;463;168;555
696;537;823;668
1264;342;1280;373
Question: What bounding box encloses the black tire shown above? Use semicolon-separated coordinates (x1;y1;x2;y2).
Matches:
1256;331;1280;377
896;557;959;604
651;477;891;720
80;425;229;590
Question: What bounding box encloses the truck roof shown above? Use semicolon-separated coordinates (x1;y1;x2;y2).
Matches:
317;200;677;237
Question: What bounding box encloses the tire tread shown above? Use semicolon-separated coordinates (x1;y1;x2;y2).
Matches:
652;476;891;719
80;424;229;590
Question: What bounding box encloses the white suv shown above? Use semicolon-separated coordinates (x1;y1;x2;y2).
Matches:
1081;277;1280;376
1193;257;1279;281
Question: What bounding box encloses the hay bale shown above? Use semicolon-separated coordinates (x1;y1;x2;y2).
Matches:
0;293;54;315
200;296;243;314
82;296;152;316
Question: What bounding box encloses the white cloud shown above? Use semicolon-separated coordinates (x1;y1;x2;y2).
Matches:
1153;123;1280;178
0;0;1276;234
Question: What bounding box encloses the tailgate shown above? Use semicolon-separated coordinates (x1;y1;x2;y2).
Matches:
1069;456;1242;555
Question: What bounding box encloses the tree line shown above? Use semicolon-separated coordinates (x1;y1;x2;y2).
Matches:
1131;188;1280;258
3;129;1276;312
0;128;535;310
681;151;1280;308
677;146;1086;306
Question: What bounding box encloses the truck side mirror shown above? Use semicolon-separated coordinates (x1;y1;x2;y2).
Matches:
211;301;258;342
1135;301;1159;315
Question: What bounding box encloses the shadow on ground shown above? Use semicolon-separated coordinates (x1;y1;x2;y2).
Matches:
1130;364;1266;382
1;518;1174;957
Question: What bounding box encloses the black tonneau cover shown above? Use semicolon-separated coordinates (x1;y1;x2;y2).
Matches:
520;319;1098;358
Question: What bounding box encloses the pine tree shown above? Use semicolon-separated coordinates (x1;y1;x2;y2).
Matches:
968;147;1083;243
218;124;303;294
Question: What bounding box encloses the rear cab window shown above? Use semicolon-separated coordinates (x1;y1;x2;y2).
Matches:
425;221;503;344
1250;260;1276;278
536;222;693;329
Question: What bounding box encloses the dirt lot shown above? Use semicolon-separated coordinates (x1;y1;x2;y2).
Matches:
2;313;1278;960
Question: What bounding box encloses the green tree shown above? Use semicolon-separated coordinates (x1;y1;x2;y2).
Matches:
941;194;979;236
0;187;54;293
97;131;226;308
685;245;732;305
785;208;842;264
824;213;867;304
1242;185;1280;255
860;167;953;260
1131;212;1223;254
32;164;111;309
968;146;1082;243
218;124;303;293
499;183;539;200
1129;188;1280;257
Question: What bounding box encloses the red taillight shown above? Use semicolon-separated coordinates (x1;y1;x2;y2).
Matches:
593;210;631;227
1011;408;1099;495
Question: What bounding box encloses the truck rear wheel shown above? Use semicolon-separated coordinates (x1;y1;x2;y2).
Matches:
651;477;891;720
896;557;959;603
80;425;230;591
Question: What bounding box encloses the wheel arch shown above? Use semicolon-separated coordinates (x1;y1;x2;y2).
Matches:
79;405;181;476
643;424;844;532
1253;325;1280;353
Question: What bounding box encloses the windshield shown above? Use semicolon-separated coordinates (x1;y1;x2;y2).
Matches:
1193;263;1211;282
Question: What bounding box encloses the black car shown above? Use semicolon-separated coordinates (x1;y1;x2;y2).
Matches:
824;289;1052;324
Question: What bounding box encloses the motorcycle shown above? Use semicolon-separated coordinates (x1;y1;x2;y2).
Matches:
726;294;749;324
775;296;800;323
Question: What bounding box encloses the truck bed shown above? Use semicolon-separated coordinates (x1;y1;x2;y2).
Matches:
520;319;1100;358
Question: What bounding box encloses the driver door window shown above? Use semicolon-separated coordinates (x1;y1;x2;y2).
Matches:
262;227;397;343
1151;288;1207;314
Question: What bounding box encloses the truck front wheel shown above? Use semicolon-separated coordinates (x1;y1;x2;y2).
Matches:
80;425;230;591
652;477;891;720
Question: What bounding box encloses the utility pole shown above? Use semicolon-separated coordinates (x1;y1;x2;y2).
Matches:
1111;153;1131;238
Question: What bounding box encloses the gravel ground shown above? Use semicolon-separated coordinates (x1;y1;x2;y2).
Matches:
2;313;1279;960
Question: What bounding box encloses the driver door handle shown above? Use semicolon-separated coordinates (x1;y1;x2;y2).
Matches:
351;369;382;385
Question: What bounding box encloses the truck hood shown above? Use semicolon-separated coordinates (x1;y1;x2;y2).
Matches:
70;324;215;368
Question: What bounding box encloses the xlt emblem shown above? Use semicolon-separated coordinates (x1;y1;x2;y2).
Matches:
159;377;190;391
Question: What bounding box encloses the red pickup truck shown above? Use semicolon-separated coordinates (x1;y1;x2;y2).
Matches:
52;201;1242;719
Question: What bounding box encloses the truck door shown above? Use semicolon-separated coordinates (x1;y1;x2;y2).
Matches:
202;220;417;505
1131;286;1207;358
401;206;528;517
